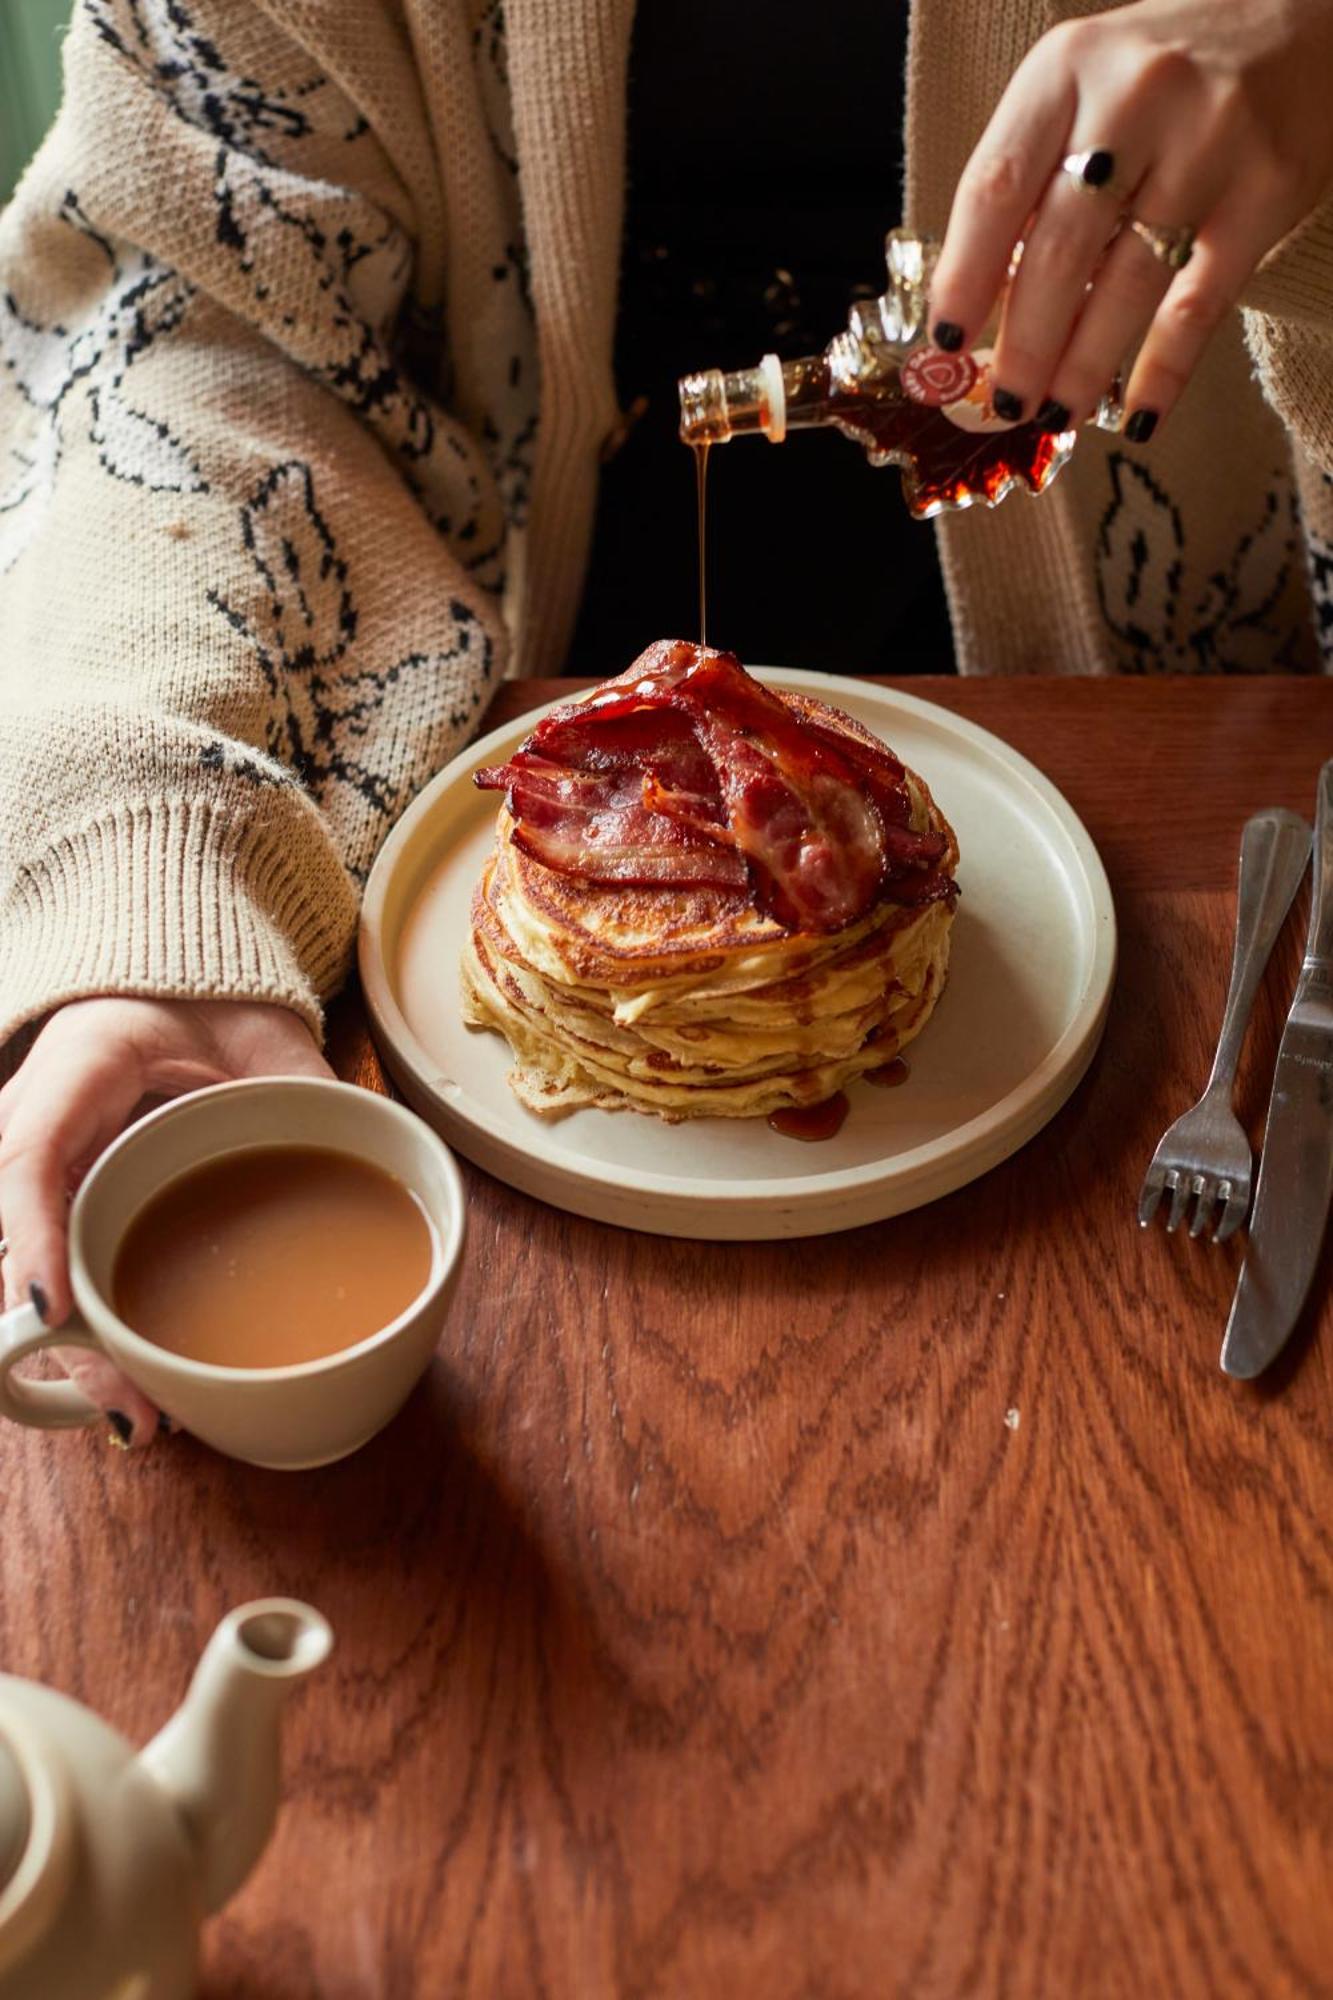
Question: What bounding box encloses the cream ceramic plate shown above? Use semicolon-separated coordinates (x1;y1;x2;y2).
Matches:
359;672;1115;1239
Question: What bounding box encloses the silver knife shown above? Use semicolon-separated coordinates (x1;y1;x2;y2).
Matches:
1221;758;1333;1379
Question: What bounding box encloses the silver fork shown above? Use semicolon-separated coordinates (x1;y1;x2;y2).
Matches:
1138;807;1311;1241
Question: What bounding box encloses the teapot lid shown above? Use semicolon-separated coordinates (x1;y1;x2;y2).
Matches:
0;1734;28;1898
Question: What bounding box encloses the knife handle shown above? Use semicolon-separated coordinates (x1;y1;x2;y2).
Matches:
1207;807;1312;1097
1305;759;1333;974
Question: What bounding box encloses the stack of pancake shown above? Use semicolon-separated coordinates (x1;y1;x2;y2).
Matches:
460;651;958;1122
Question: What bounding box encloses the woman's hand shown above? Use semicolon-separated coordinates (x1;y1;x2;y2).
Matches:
928;0;1333;441
0;997;332;1445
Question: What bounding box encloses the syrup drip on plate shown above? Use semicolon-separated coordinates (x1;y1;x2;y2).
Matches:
767;1093;850;1142
768;1055;912;1140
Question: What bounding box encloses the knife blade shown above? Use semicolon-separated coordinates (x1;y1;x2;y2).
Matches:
1221;758;1333;1379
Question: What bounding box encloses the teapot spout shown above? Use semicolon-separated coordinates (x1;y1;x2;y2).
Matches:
139;1601;332;1914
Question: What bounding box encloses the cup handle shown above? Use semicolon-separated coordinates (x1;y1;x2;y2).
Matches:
0;1300;104;1430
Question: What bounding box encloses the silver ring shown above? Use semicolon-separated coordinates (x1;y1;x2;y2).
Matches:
1125;215;1196;271
0;1238;8;1261
1062;149;1123;199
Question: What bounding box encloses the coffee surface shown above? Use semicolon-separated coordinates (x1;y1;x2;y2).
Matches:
112;1146;434;1369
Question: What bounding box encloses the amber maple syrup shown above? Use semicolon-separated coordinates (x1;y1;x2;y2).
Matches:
694;440;710;643
767;1094;851;1142
678;228;1093;520
822;371;1065;513
866;1055;911;1088
681;349;1068;519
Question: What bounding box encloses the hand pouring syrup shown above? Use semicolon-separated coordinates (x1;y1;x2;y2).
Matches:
679;228;1122;551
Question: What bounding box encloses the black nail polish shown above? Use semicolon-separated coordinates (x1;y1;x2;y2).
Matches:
1125;408;1158;443
29;1281;48;1323
107;1409;133;1446
992;388;1024;423
1035;399;1071;432
1080;149;1116;190
932;320;964;352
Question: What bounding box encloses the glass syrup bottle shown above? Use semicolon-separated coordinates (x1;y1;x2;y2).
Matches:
678;228;1121;520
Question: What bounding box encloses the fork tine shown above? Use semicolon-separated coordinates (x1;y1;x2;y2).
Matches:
1187;1175;1215;1239
1138;1164;1167;1228
1164;1170;1191;1233
1214;1178;1250;1244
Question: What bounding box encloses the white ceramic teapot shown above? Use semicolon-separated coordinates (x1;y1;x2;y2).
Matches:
0;1599;332;1999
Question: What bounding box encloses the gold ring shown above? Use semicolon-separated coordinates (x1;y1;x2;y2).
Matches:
1125;216;1196;271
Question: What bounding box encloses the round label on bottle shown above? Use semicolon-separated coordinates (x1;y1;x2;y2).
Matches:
938;347;1021;433
900;345;978;408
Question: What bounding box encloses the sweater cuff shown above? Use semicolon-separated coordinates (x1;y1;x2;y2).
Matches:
0;796;359;1051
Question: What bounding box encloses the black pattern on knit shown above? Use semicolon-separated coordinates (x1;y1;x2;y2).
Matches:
1305;473;1333;656
0;194;206;577
205;460;496;881
81;0;517;585
1095;452;1316;674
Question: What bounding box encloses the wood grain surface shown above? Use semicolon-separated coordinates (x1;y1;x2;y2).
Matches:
3;676;1332;2000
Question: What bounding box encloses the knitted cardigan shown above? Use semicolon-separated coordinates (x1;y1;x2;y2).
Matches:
1;0;1330;1052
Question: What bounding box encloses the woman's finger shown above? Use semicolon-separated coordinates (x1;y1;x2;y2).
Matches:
0;1038;147;1325
927;32;1077;352
1121;176;1304;437
60;1347;161;1446
1034;136;1236;426
0;1050;163;1443
0;1070;22;1128
985;128;1154;422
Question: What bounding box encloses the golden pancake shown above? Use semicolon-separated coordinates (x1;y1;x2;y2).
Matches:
461;684;959;1122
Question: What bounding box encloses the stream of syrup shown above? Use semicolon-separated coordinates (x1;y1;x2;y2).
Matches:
688;426;920;1143
694;440;710;644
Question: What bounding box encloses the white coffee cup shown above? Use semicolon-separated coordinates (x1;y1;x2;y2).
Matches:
0;1077;465;1469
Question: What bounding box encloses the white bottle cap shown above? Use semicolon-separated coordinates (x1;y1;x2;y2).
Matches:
759;353;786;444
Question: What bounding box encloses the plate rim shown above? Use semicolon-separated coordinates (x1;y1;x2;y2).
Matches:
358;670;1117;1214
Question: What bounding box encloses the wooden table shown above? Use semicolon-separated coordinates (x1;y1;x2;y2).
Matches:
3;676;1331;1999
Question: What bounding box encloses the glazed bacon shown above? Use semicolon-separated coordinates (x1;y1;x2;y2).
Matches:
478;705;749;891
475;642;951;930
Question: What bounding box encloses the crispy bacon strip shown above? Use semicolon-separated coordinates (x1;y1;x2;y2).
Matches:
475;641;951;929
476;711;748;890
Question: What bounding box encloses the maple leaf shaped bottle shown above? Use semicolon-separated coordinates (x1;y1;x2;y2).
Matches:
678;229;1122;519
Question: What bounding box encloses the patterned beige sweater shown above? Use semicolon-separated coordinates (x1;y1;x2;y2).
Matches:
1;0;1330;1053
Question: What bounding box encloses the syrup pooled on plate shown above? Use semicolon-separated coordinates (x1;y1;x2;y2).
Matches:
767;1093;851;1143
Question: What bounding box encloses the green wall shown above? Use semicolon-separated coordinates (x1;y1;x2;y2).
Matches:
1;0;71;204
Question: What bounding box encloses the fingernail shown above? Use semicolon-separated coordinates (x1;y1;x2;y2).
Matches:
1035;399;1071;432
29;1281;48;1323
932;320;964;352
107;1409;133;1448
992;388;1024;423
1125;408;1158;443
